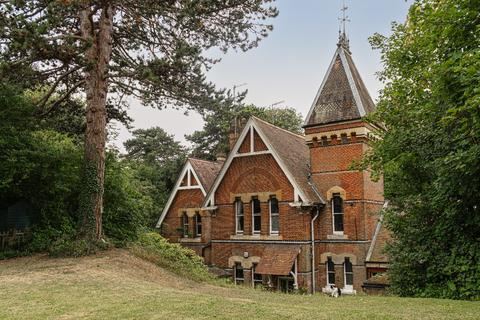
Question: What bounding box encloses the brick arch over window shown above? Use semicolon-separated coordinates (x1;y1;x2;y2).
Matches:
228;255;261;269
320;252;357;265
326;186;347;200
230;167;282;195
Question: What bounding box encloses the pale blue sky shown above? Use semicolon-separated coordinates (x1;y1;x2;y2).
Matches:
113;0;412;152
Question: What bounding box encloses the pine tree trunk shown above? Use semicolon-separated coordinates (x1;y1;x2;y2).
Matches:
79;5;114;240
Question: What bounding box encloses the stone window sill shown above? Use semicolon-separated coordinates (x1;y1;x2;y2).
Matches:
327;234;348;240
179;237;202;243
230;234;283;240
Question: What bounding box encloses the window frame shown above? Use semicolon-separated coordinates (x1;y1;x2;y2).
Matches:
181;212;189;238
251;197;261;235
234;262;244;284
269;197;279;235
194;212;202;237
331;193;344;234
235;198;244;234
326;257;336;286
252;263;263;287
343;257;354;290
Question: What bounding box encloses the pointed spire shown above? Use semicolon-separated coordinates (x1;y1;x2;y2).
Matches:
337;0;350;52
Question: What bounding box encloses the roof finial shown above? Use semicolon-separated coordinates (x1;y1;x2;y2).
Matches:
338;0;350;51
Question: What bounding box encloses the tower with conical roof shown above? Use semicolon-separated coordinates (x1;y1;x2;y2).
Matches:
304;10;385;293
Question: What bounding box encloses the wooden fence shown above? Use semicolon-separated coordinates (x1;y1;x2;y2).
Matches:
0;229;29;251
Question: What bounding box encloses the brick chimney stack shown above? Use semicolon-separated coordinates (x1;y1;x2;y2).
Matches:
228;117;247;151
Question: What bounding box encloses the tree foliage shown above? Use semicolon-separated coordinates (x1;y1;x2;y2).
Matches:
0;0;278;239
124;127;187;227
187;103;304;160
366;0;480;299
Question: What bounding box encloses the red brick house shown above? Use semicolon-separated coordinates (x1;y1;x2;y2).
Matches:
157;36;388;294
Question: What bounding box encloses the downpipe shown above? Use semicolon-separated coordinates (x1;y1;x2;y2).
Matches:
310;206;320;294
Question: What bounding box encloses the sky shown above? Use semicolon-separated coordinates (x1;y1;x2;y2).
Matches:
112;0;413;152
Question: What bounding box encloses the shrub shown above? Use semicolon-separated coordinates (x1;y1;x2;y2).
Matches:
130;232;214;282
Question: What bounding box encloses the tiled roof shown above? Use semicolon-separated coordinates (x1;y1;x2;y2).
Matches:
304;44;376;127
189;158;223;193
252;117;324;204
255;245;300;275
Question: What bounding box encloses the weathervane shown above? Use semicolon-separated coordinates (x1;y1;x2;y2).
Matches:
337;0;350;50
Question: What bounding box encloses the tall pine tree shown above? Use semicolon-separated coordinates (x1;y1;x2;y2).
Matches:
0;0;278;240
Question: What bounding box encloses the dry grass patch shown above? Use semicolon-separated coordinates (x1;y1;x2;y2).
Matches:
0;249;478;320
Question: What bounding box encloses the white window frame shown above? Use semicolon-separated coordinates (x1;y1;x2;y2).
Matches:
252;263;263;287
326;257;335;286
269;197;279;235
343;258;354;292
332;194;344;235
194;212;202;237
235;199;244;234
182;212;189;238
251;198;261;235
234;263;244;285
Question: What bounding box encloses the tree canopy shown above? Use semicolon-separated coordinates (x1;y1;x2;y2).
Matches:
0;0;278;240
366;0;480;299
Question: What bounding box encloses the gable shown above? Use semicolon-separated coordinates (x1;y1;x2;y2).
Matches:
203;117;323;207
156;160;206;227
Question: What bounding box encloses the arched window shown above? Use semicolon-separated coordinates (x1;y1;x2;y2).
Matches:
326;257;335;286
332;193;344;234
252;198;261;235
344;257;353;289
269;197;279;235
235;198;244;234
194;212;202;237
181;212;189;238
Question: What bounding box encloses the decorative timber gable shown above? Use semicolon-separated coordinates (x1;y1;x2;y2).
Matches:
202;116;324;208
156;158;222;227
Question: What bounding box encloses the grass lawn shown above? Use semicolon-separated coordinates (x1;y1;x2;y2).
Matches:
0;249;478;320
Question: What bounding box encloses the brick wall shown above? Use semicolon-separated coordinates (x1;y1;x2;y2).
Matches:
161;188;205;242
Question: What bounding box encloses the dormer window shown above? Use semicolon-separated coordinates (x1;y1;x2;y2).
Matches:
252;197;261;235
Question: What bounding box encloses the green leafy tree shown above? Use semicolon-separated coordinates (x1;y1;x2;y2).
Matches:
124;127;187;226
365;0;480;299
187;103;303;160
0;1;278;240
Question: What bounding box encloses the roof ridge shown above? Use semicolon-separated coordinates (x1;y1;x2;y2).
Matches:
188;157;223;164
251;116;305;140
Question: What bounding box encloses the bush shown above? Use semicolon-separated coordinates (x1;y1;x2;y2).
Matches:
130;232;214;282
48;237;111;258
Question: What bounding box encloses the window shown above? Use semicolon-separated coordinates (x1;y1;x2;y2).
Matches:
235;198;244;234
181;212;189;237
269;197;279;235
252;198;261;235
326;257;335;286
332;194;344;233
234;262;244;284
341;133;349;144
344;257;353;288
252;263;263;287
321;136;328;146
194;212;202;237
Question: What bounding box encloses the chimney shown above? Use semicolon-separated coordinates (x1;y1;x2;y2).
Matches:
228;117;246;151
